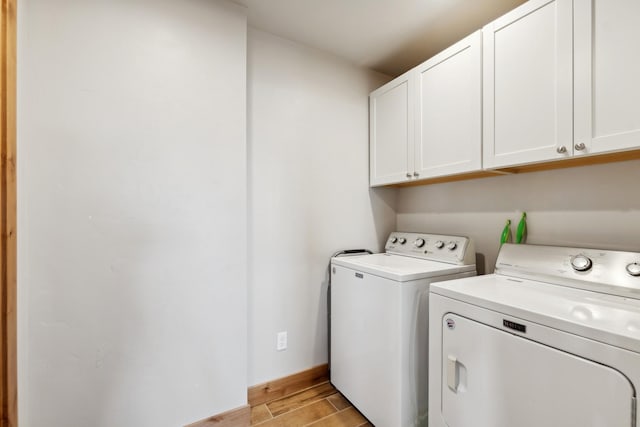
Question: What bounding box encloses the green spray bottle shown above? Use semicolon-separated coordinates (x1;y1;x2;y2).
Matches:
500;219;512;245
516;212;527;244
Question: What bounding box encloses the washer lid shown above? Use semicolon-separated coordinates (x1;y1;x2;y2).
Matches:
431;274;640;353
331;253;476;282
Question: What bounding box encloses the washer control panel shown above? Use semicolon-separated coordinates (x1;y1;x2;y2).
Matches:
385;232;475;265
495;243;640;300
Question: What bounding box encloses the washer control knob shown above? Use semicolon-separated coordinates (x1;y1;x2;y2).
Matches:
398;237;407;245
570;255;593;272
389;236;398;244
414;238;425;248
626;262;640;277
435;240;445;249
447;241;458;251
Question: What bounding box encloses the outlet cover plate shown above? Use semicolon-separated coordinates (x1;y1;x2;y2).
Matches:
277;331;287;351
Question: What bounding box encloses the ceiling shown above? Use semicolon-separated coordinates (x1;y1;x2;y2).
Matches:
239;0;527;76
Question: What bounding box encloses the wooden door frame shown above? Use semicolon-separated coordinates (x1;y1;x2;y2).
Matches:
1;0;17;426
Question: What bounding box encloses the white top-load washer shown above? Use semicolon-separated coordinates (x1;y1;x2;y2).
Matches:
330;232;476;427
429;243;640;427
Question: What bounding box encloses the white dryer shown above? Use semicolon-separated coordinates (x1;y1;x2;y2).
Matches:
331;232;476;427
429;243;640;427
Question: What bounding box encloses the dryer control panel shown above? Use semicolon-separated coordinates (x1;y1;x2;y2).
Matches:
495;243;640;300
385;232;475;265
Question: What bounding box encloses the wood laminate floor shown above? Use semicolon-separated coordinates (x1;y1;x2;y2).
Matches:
250;381;371;427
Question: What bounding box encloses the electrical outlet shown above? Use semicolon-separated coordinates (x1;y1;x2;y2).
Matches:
276;331;287;351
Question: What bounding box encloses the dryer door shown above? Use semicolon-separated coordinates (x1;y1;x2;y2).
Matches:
441;314;635;427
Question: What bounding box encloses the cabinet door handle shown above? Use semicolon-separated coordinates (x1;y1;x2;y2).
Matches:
556;146;567;154
406;173;412;178
574;142;586;151
413;172;420;177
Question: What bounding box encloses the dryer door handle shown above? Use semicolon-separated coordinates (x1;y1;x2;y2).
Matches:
447;355;459;392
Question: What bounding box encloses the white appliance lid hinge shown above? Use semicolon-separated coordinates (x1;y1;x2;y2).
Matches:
632;396;637;427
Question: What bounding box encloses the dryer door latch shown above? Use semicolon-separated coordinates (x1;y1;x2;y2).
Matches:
447;355;459;392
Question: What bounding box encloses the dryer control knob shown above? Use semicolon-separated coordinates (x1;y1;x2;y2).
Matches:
414;238;425;248
398;237;407;244
571;255;593;272
389;236;398;244
435;241;445;249
447;242;458;251
626;262;640;277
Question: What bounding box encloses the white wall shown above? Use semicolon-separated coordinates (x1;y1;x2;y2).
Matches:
247;28;396;385
18;1;247;426
397;160;640;274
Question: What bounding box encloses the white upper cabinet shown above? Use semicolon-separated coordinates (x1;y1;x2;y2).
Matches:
483;0;573;169
574;0;640;156
370;31;482;186
371;0;640;186
414;31;482;179
370;73;414;186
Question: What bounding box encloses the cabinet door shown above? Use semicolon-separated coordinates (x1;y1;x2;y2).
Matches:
414;31;482;179
574;0;640;155
483;0;573;169
370;73;413;186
